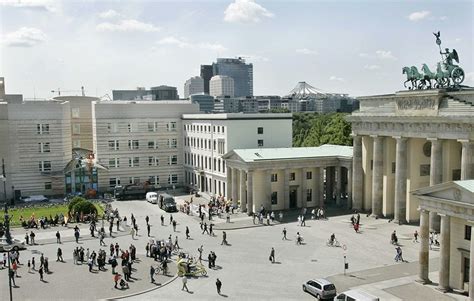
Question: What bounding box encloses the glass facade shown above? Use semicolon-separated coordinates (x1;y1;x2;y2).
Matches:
213;58;253;97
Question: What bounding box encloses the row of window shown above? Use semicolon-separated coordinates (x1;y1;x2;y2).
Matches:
108;139;177;151
106;122;177;133
270;171;313;182
184;124;225;134
184;152;226;173
184;137;226;154
109;174;178;188
107;155;178;168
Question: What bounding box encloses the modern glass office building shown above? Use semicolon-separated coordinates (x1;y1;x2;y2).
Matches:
212;58;253;97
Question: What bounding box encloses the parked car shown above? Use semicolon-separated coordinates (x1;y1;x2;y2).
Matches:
158;193;177;212
336;289;379;301
302;278;337;300
0;238;26;252
23;195;49;203
146;192;158;204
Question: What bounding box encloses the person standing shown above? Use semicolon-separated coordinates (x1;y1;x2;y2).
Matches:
74;229;80;243
27;259;31;273
9;268;16;287
209;223;214;236
56;231;61;244
114;273;121;289
216;278;222;295
172;220;177;232
25;233;29;245
39;266;44;281
198;245;203;262
57;247;63;262
413;230;419;242
160;215;164;226
150;265;155;283
185;226;190;239
30;231;36;245
269;247;275;263
181;276;189;292
282;228;287;240
170;214;173;225
147;223;151;237
145;215;149;225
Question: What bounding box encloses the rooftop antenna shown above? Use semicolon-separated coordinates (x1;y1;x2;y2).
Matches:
81;86;85;96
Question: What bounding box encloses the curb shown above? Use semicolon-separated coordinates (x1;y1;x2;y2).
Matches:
102;274;178;300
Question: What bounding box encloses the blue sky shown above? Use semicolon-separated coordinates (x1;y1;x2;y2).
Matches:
0;0;472;99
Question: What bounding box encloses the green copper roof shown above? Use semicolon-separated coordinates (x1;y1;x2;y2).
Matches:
454;180;474;193
229;144;353;163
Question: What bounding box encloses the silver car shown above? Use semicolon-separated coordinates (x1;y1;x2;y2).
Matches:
0;238;26;252
303;278;337;300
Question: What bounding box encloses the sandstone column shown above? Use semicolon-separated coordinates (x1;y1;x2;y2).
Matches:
429;139;443;232
336;165;342;206
246;171;253;214
265;169;272;210
352;135;363;210
371;136;384;217
284;169;290;209
394;137;408;224
418;209;431;284
319;167;325;208
459;140;473;180
231;168;238;206
347;166;353;209
469;221;474;300
301;168;307;208
438;214;451;292
240;170;246;212
312;168;319;204
226;166;232;198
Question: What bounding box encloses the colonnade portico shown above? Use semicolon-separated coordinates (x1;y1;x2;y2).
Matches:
223;145;353;213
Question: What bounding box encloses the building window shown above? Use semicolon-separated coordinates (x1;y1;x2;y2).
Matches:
108;158;120;168
392;162;396;174
167;122;177;131
258;140;264;147
168;138;177;148
464;257;470;283
72;108;80;118
38;142;50;153
129;157;139;167
271;192;278;205
39;161;52;172
452;169;461;181
148;122;158;132
420;164;430;176
218;139;225;155
148;176;160;186
148;141;156;149
108;140;119;150
128;140;139;150
73;140;81;148
271;173;278;182
129;177;140;185
109;177;120;188
306;171;312;180
127;123;134;132
257;127;263;134
148;156;159;166
306;189;312;203
169;155;178;165
168;174;178;184
37;124;50;135
465;225;472;241
44;182;52;190
289;172;295;181
107;123;118;133
72;124;81;135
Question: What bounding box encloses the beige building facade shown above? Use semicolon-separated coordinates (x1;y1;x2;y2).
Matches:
223;145;352;213
347;89;474;226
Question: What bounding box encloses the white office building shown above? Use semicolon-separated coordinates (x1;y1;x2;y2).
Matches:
184;76;205;99
182;113;293;198
210;75;234;98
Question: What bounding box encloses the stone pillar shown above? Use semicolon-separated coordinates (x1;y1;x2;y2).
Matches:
429;139;443;232
459;140;473;180
301;169;306;208
326;167;334;203
347;167;353;209
284;169;290;209
352;135;363;210
246;171;253;214
231;168;238;206
313;168;320;204
371;136;384;217
418;209;431;284
438;214;451;292
319;167;325;208
336;165;342;206
469;221;474;300
240;170;247;212
394;137;408;224
226;166;232;197
265;169;272;210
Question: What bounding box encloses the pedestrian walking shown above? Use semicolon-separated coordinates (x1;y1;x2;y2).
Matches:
145;215;149;225
32;257;36;270
181;276;189;292
9;268;16;287
282;228;287;240
170;214;173;225
114;273;121;288
74;229;80;243
55;230;61;244
100;231;106;246
172;220;177;232
27;259;31;273
269;247;275;263
174;236;180;250
25;233;29;245
186;226;190;239
221;231;228;245
160;215;164;226
252;213;256;224
57;247;63;262
39;266;44;281
147;223;151;237
202;223;209;235
209;223;214;236
150;265;155;283
413;230;419;242
198;245;203;262
216;278;222;295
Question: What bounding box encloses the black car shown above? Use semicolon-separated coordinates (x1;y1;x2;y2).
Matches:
159;193;177;212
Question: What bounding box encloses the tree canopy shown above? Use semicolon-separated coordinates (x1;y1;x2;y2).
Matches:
293;113;352;147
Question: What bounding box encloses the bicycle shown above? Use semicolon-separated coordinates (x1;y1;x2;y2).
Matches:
326;239;340;247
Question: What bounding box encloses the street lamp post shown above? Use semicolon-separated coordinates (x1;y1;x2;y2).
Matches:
2;158;7;204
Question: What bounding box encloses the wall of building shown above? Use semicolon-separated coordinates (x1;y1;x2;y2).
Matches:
0;102;11;200
449;216;471;291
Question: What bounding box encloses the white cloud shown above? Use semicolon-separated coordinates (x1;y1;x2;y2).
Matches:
224;0;274;23
0;0;57;12
375;50;396;60
329;76;344;82
408;10;431;21
296;48;317;55
359;53;370;58
439;16;448;21
238;54;269;62
364;65;381;70
97;19;161;33
3;27;47;47
157;36;227;52
99;9;122;19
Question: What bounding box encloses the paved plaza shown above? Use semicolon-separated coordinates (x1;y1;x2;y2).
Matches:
0;195;469;300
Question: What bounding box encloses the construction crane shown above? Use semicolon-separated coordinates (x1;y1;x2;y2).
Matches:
51;86;86;96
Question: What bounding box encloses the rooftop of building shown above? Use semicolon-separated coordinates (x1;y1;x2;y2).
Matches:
181;112;292;120
224;144;353;163
455;180;474;193
93;100;192;105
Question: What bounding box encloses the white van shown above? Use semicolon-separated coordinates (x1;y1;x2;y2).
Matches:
336;289;379;301
146;192;158;204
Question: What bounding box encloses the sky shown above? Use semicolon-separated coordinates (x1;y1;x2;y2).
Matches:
0;0;473;99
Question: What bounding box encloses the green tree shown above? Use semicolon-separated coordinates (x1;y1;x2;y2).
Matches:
72;200;98;215
68;196;87;213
